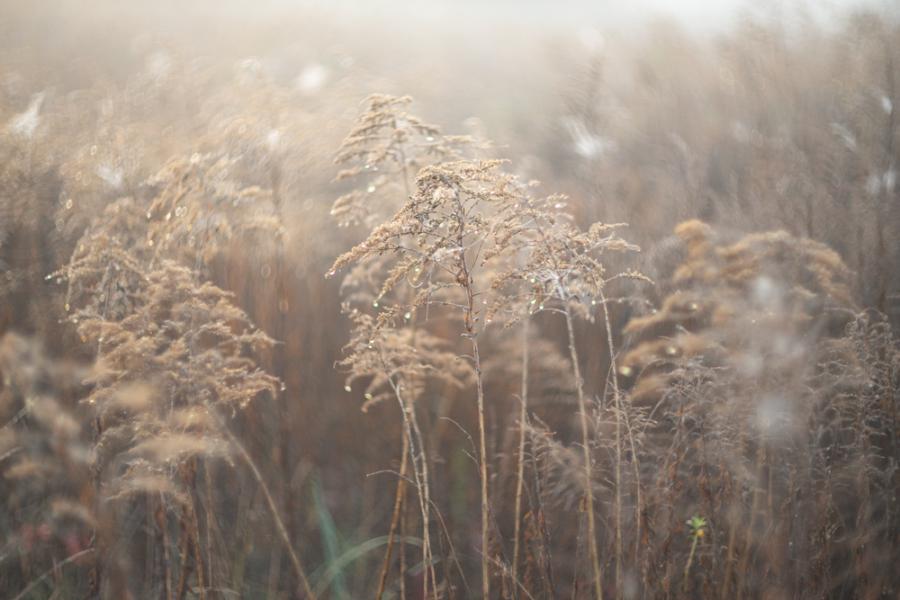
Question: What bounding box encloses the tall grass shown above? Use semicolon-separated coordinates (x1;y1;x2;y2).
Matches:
0;2;899;598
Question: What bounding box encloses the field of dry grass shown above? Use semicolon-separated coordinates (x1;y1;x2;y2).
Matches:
0;1;898;598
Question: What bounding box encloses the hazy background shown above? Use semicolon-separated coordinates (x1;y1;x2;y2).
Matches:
2;0;899;597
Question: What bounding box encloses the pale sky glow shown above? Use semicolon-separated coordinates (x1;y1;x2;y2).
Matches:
284;0;889;30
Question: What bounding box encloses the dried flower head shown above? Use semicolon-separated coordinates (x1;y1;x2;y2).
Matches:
331;94;475;228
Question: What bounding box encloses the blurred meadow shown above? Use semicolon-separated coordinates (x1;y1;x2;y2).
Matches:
0;0;898;598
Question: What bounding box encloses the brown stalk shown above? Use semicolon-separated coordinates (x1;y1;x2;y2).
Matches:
156;495;174;600
176;512;193;600
511;315;530;593
562;305;604;600
11;549;95;600
400;489;409;600
219;422;317;599
458;237;492;600
375;429;410;600
598;289;634;600
204;463;218;596
189;499;208;600
386;372;437;600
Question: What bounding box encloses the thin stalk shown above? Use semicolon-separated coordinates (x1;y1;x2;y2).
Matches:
400;488;408;600
598;291;627;599
188;500;208;600
176;513;192;600
219;422;316;599
386;375;437;600
511;316;530;593
156;496;174;600
375;430;410;600
563;306;603;600
427;494;473;597
11;549;95;600
204;462;217;595
145;497;155;598
683;534;701;594
736;442;766;600
453;189;491;599
720;513;737;599
471;334;491;599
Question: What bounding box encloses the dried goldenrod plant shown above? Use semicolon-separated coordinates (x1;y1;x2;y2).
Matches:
4;10;900;597
490;192;646;598
330;95;482;599
613;220;896;597
331;156;526;598
339;307;470;599
41;151;314;598
331;94;475;230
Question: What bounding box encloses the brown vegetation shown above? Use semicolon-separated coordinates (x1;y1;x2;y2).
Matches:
1;2;898;599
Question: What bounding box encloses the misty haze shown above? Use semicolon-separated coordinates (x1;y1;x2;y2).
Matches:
1;0;898;598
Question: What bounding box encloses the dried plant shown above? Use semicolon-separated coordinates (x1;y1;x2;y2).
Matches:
339;307;470;599
0;334;101;597
490;192;646;598
621;219;857;407
331;156;531;598
331;94;475;229
614;220;897;598
38;150;313;598
4;8;900;598
330;95;483;599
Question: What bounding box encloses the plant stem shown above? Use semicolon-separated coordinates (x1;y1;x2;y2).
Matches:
472;334;491;599
387;374;437;600
683;534;700;593
453;187;491;599
220;422;316;599
598;291;628;599
511;316;530;594
563;306;603;600
11;549;95;600
375;429;410;600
